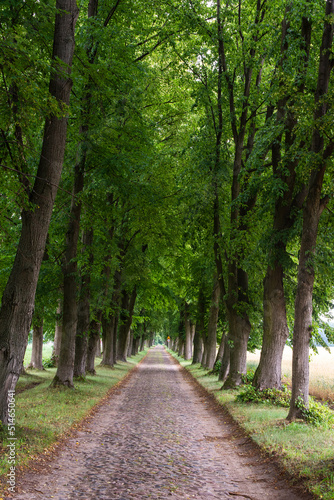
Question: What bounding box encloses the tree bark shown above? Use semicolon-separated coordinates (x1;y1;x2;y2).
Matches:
101;315;115;367
184;302;192;360
288;0;334;419
215;333;225;366
51;156;84;388
51;300;62;366
193;288;206;364
132;335;140;356
253;11;311;391
117;287;137;361
127;330;134;358
202;277;220;370
0;0;78;423
253;265;289;389
218;334;230;382
28;315;44;370
86;315;101;375
74;228;93;378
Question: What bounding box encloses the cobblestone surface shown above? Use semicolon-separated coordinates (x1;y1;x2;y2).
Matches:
12;347;312;499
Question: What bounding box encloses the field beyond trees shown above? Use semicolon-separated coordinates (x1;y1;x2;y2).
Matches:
247;347;334;403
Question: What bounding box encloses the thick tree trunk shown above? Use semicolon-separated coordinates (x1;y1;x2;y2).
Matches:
51;158;84;387
288;0;334;419
117;287;137;362
74;228;93;379
132;335;140;356
96;337;102;357
101;315;114;367
253;265;289;389
140;335;146;352
127;330;134;358
184;303;192;360
51;300;62;366
223;308;250;388
192;324;203;364
86;317;101;375
192;290;205;365
0;0;78;423
218;334;230;382
202;278;220;370
28;316;44;370
253;12;311;390
215;333;225;366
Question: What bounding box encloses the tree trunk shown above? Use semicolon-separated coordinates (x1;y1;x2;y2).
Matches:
218;334;230;382
215;333;225;366
86;316;101;375
253;11;311;390
223;308;250;388
184;303;192;360
51;158;84;388
192;289;205;365
73;228;93;379
127;330;134;358
288;0;334;419
117;287;137;362
253;265;289;389
0;0;78;423
96;337;102;357
28;315;44;370
140;335;146;352
51;300;62;366
202;278;220;370
132;336;140;356
101;315;115;367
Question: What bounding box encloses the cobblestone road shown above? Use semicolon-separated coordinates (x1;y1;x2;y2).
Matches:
12;347;312;499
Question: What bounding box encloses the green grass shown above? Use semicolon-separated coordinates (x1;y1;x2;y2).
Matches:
169;351;334;500
0;349;148;495
23;341;54;367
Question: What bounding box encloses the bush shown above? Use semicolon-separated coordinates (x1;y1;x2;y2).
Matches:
212;360;222;375
241;368;256;384
237;384;291;407
42;357;55;368
296;396;334;426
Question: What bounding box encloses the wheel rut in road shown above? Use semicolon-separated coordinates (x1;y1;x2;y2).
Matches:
12;347;313;500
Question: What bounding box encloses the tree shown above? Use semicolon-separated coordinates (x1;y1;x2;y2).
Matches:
0;0;78;424
288;0;334;419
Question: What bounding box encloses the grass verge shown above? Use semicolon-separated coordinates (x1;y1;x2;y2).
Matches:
0;349;148;496
169;351;334;500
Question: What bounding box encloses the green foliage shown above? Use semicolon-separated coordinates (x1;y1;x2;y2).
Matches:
42;357;55;369
237;384;291;408
296;396;334;427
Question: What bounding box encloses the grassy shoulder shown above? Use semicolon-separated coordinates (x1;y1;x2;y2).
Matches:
169;350;334;500
0;349;148;495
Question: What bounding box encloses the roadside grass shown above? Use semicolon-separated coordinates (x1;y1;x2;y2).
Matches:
0;349;148;495
169;351;334;500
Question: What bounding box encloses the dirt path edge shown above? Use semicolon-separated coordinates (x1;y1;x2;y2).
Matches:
0;351;150;498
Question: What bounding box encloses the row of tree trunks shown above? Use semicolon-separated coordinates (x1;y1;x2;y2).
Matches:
0;0;79;424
